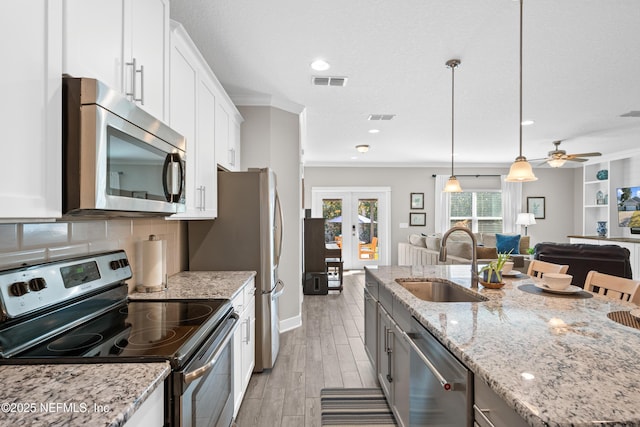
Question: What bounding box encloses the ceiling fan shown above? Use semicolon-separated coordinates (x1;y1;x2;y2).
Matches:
536;140;602;168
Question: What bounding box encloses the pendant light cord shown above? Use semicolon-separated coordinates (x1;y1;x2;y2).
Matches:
519;0;523;158
451;62;455;175
446;59;460;176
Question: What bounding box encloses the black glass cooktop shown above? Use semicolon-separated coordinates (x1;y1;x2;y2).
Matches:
10;299;231;367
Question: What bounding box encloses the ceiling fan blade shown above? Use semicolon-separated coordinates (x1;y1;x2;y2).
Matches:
566;157;588;162
565;152;602;159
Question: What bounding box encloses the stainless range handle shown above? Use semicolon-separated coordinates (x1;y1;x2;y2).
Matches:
404;329;457;392
184;313;238;385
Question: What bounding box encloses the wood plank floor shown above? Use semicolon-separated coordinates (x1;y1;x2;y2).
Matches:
234;271;377;427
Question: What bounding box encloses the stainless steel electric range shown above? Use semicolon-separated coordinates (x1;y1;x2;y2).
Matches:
0;250;237;427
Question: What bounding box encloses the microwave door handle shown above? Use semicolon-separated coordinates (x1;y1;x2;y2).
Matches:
162;153;184;203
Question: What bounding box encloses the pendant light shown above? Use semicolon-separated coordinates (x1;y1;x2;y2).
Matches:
443;59;463;193
506;0;538;182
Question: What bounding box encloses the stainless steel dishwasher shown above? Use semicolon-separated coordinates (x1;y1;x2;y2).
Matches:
407;317;473;426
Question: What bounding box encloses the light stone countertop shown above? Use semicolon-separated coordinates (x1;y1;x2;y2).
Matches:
0;271;255;426
129;271;257;300
368;265;640;427
0;362;170;427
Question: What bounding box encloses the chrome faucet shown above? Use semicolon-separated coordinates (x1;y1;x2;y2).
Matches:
439;226;478;288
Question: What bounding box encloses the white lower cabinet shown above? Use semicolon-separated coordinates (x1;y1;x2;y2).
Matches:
123;384;164;427
232;278;256;417
1;0;61;220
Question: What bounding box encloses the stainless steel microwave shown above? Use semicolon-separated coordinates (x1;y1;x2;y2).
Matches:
62;77;186;216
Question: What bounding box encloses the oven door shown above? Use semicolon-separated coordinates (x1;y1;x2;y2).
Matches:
172;312;238;427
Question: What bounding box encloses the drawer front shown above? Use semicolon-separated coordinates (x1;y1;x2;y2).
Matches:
474;379;528;427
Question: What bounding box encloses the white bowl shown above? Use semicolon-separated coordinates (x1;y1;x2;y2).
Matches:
543;273;573;290
502;261;514;274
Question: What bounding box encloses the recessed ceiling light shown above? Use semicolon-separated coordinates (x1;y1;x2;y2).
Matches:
310;59;330;71
356;145;370;153
368;129;380;134
521;119;535;126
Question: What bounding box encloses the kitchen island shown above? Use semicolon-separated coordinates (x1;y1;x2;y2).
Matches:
0;362;169;427
368;265;640;427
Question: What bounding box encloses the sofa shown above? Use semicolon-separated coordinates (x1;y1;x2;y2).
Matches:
398;232;531;270
533;242;632;287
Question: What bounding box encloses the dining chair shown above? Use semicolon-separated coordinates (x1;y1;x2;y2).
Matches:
583;270;640;303
359;236;378;259
527;259;569;278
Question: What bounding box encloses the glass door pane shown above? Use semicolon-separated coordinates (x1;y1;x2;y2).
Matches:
323;199;343;247
357;198;378;261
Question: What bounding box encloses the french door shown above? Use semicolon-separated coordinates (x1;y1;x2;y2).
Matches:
311;187;390;270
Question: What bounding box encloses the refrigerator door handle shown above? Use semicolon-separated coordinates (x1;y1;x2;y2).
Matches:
273;191;284;269
272;279;285;298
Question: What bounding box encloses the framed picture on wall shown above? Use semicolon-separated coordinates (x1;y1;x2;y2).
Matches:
409;212;426;226
527;196;545;219
410;192;424;209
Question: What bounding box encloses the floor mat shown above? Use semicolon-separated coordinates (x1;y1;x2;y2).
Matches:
320;388;397;426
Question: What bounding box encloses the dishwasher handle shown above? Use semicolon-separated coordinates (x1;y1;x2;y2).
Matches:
404;330;458;392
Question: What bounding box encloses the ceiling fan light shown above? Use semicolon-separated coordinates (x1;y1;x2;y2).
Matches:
443;176;463;193
548;158;567;168
506;156;538;182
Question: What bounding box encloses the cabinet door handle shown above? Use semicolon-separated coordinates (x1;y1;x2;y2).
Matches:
386;328;393;383
125;58;137;101
138;64;145;105
473;404;496;427
197;186;206;210
125;58;144;104
244;317;251;344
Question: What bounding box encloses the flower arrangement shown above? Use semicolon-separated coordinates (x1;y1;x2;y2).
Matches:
480;250;513;284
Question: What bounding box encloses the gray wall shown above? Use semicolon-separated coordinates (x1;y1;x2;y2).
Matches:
239;105;303;329
304;166;576;264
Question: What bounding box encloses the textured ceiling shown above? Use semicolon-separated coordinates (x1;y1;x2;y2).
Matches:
170;0;640;168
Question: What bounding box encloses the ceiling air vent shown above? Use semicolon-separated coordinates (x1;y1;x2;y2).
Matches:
368;114;396;121
312;76;348;87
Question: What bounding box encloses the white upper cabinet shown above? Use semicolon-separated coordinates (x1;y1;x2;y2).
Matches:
63;0;169;121
216;101;243;171
1;0;62;220
168;22;217;219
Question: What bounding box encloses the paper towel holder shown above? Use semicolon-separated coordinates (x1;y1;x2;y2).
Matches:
136;234;167;293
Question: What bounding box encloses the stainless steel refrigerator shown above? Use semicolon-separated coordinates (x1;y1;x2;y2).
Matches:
188;168;284;371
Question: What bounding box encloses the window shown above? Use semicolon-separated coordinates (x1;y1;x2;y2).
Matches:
449;191;502;233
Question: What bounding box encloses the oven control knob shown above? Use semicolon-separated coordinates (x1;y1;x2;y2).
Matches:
110;260;121;270
29;277;47;292
9;281;29;297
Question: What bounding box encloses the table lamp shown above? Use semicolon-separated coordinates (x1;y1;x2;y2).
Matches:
516;213;536;236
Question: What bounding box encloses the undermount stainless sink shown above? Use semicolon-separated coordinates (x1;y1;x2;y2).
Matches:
395;279;487;303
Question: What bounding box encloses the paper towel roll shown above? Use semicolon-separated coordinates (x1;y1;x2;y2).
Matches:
142;235;164;290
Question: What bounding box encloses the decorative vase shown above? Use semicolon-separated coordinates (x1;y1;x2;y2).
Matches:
482;270;502;283
596;170;608;180
597;221;608;237
596;190;604;205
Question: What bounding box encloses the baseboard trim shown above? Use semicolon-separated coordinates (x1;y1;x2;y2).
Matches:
279;313;302;333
